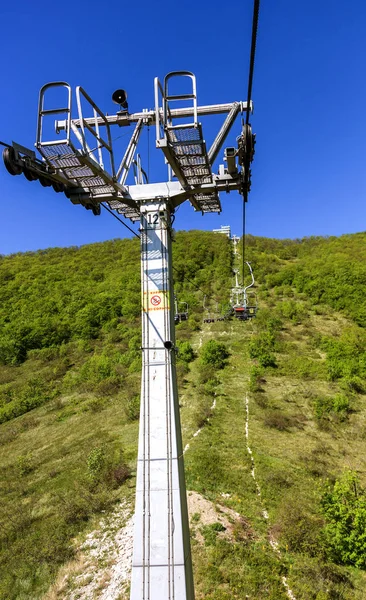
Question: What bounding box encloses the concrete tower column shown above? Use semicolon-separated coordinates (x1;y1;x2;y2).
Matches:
130;201;194;600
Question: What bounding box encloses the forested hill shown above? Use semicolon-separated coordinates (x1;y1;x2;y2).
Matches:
245;232;366;326
1;230;366;600
0;231;231;366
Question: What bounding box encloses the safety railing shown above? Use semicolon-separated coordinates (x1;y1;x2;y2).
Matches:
164;71;198;127
76;86;116;178
36;82;73;150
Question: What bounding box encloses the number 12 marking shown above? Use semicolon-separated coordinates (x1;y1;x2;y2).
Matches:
147;213;159;225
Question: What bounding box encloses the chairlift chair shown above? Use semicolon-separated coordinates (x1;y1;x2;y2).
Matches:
245;291;258;319
174;296;189;324
232;261;258;320
177;301;189;323
215;301;226;322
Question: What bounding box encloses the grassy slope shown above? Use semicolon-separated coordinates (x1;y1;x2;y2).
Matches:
1;232;366;598
179;234;366;598
0;231;232;600
183;316;366;599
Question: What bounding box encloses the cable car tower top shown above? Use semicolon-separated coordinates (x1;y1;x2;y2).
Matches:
2;70;255;600
3;71;254;220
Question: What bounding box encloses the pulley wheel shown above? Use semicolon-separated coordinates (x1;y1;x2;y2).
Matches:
23;167;38;181
243;124;254;157
52;182;65;193
91;204;101;216
3;147;22;176
39;175;52;187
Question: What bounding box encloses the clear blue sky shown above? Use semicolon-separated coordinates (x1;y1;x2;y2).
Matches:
1;0;366;254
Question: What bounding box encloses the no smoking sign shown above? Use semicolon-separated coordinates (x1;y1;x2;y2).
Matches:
143;290;169;312
150;295;161;307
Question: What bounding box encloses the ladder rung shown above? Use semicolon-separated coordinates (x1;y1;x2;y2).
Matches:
40;108;70;115
166;94;195;101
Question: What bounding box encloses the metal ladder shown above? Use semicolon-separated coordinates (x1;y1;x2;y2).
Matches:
155;72;221;214
36;82;140;220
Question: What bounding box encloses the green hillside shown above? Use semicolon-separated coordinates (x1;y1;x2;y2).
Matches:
1;231;366;599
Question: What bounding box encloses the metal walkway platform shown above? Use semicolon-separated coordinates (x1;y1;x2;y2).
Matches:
36;83;140;220
39;144;115;196
155;72;221;214
166;124;220;213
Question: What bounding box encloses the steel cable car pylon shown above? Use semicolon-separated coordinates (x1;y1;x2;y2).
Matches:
138;203;194;598
1;69;256;600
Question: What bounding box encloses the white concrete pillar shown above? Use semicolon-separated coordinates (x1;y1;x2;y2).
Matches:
130;202;194;600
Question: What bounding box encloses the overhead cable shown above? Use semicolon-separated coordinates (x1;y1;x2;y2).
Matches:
242;0;260;283
246;0;260;126
101;202;141;239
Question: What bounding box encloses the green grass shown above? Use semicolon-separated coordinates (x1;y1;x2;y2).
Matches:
2;231;366;598
180;294;366;598
0;372;139;600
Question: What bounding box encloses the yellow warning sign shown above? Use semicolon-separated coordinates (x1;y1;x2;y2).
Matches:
142;290;170;312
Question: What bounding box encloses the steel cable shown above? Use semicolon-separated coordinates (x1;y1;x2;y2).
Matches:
242;0;260;285
100;202;141;239
101;204;222;310
246;0;260;126
101;201;211;295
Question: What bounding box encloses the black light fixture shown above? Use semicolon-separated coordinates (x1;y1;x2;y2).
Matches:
112;89;128;112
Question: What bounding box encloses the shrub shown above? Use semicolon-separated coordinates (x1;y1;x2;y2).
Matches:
199;340;229;370
249;365;265;392
248;333;277;368
86;446;106;483
0;385;14;408
0;336;27;365
95;376;122;397
86;445;131;489
62;352;123;393
253;392;269;409
313;394;350;422
177;341;195;364
16;453;35;476
254;308;282;332
263;410;294;431
176;361;189;388
187;314;201;331
274;497;323;556
341;376;365;394
278;355;326;380
197;363;216;384
125;394;140;421
85;397;107;413
58;489;91;524
201;522;226;546
203;378;218;397
0;378;51;424
277;300;308;324
321;471;366;568
320;329;366;382
111;463;131;487
194;396;214;429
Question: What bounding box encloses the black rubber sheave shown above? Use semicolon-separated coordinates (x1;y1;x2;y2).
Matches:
3;147;22;176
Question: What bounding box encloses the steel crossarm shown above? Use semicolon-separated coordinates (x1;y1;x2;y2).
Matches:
54;101;252;132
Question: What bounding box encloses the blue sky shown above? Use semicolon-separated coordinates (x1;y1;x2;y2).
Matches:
1;0;366;254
